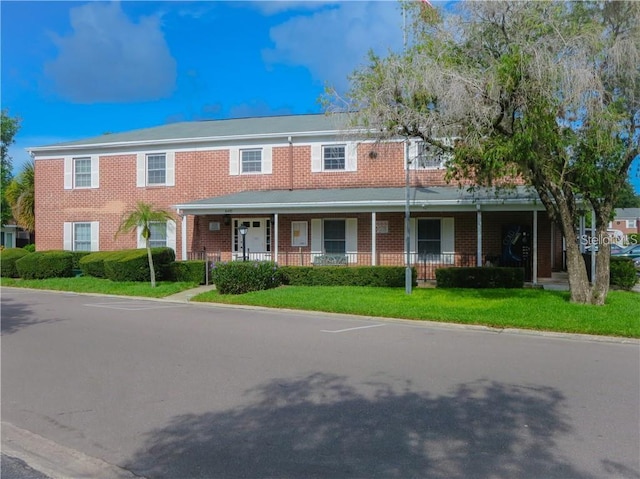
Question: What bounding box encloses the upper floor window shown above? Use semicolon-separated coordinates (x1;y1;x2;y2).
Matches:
137;152;175;187
241;149;262;174
323;145;346;171
74;158;92;188
147;154;166;185
64;156;99;190
415;143;445;169
627;219;637;229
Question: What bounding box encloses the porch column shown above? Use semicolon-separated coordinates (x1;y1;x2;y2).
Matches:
274;213;279;263
371;211;377;266
181;213;188;261
476;205;483;266
533;210;538;285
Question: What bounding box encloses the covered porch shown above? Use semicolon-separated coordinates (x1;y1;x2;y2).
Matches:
174;187;559;283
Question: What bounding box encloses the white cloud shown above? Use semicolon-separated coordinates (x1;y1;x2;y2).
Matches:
262;2;404;93
44;2;176;103
250;1;339;15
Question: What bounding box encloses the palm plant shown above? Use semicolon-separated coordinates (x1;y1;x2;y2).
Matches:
116;201;174;287
5;160;35;233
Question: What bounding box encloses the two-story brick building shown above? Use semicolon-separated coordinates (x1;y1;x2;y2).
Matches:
29;113;563;282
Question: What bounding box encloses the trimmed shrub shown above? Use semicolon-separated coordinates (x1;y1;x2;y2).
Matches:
15;250;74;279
170;260;206;284
610;256;638;290
210;261;282;294
70;251;91;270
280;266;416;288
436;267;524;288
79;251;119;278
0;248;31;277
104;248;175;282
23;244;36;252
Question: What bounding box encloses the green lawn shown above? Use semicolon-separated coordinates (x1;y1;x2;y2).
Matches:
192;286;640;338
2;276;638;338
0;276;198;298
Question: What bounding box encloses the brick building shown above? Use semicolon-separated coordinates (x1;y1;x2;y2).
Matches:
29;113;563;282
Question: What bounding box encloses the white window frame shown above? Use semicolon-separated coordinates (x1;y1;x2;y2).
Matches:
311;142;357;172
310;218;358;262
322;145;346;171
626;219;637;229
241;148;263;174
64;156;99;189
229;146;272;176
137;220;176;251
408;138;455;170
73;157;92;188
410;217;455;263
136;151;175;187
63;221;99;251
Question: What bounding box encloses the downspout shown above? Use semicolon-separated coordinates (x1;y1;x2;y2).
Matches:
288;136;294;190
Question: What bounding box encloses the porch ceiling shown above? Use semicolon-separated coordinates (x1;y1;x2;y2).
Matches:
175;186;545;215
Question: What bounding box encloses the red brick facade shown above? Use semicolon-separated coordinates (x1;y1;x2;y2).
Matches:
33;118;562;280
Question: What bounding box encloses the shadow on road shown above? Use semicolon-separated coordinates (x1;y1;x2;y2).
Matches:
126;374;597;479
0;295;61;335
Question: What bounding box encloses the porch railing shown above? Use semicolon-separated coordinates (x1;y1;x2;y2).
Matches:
188;251;485;281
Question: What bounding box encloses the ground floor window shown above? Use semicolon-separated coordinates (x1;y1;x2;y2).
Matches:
417;219;441;256
73;223;92;251
324;219;346;254
148;222;167;248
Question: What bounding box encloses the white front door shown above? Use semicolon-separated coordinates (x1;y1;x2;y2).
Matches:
236;218;270;260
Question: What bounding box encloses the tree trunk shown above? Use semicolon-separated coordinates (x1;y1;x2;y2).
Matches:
146;240;156;288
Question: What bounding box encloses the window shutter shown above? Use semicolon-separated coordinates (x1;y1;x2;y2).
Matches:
229;148;239;175
63;222;73;250
346;143;357;171
90;156;99;188
262;147;272;174
407;141;417;170
136;153;146;187
91;222;99;251
311;219;322;255
166;151;175;186
166;220;176;252
441;217;455;254
137;226;145;248
311;144;322;172
409;218;417;255
346;218;358;262
64;157;73;189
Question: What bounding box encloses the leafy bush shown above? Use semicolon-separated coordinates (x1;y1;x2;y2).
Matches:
70;251;91;270
23;244;36;252
15;250;74;279
436;267;524;288
104;248;175;282
210;261;282;294
0;248;30;277
610;256;638;290
280;266;416;287
80;251;118;278
170;260;206;284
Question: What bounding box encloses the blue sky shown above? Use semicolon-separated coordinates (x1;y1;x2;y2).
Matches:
2;0;407;169
2;0;639;192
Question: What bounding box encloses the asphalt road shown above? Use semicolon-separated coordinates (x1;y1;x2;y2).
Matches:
1;287;639;479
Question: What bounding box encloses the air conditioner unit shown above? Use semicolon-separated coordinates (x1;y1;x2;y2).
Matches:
209;221;221;231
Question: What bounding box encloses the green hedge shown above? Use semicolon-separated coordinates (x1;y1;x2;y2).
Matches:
436;267;524;288
279;266;417;288
15;250;74;279
104;248;175;282
610;256;638;290
0;248;31;277
210;261;282;294
79;251;119;278
170;260;206;284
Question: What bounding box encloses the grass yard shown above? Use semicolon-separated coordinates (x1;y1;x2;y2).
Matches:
0;276;198;298
192;286;640;338
2;276;638;338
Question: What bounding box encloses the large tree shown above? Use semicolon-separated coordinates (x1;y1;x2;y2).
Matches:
5;160;35;233
116;202;174;288
1;110;21;227
330;1;639;305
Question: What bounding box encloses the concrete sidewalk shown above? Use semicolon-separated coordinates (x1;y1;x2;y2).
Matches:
162;284;216;302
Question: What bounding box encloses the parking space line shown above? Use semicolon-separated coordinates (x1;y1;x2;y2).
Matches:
321;324;387;334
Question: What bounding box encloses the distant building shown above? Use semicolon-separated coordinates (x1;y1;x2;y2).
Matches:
610;208;640;239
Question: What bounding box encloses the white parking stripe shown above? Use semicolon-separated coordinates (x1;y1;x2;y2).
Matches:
321;324;386;333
